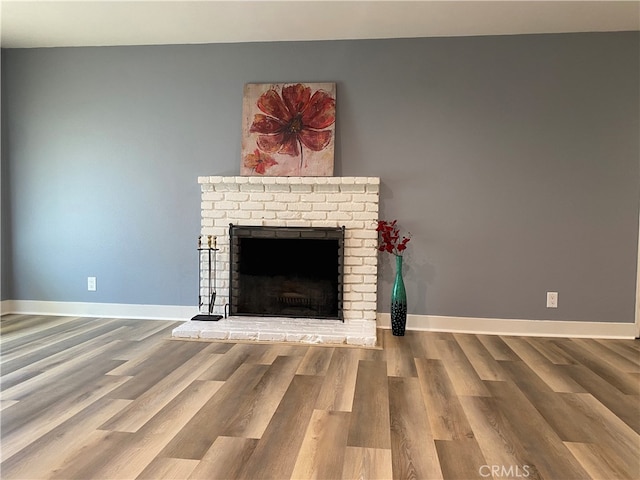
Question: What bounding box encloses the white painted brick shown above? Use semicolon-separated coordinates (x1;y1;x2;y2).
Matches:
225;193;250;202
229;210;252;220
240;202;265;211
251;211;277;220
208;176;224;183
250;193;275;202
366;184;380;193
351;212;378;222
362;293;377;302
345;238;363;248
202;226;227;237
265;184;291;192
291;184;313;193
240;183;265;192
351;230;378;240
344;292;363;301
363;310;378;321
216;201;238;211
346;336;367;346
285;333;307;342
353;301;376;311
313;203;339;212
340;184;366;193
340;177;356;184
302;211;327;220
315;184;340;193
265;202;288;211
339;203;366;212
344;256;363;266
202;218;214;227
202;192;225;201
215;183;240;192
352;283;377;293
311;220;342;228
261;177;277;184
343;310;363;320
327;193;351;203
276;193;301;203
352;247;376;258
202;209;227;219
285;220;311;227
363;238;378;248
288;203;313;212
343;221;365;229
365;203;379;212
352;194;377;203
363;256;378;266
320;335;347;344
361;274;377;286
229;331;259;341
343;274;364;284
268;219;288;226
277;211;302;220
258;332;287;342
300;194;326;203
327;212;352;221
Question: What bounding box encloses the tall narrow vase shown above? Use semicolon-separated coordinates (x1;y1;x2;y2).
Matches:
391;254;407;336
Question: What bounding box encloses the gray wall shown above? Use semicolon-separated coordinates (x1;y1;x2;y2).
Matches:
2;32;638;322
1;53;7;301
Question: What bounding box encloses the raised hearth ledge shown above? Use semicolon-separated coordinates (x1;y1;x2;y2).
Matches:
171;316;377;347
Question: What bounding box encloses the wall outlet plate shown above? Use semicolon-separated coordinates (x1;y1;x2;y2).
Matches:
88;277;97;292
546;291;558;308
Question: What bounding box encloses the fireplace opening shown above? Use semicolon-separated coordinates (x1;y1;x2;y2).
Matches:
229;225;344;320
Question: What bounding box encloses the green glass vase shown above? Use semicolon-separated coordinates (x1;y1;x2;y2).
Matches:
391;254;407;336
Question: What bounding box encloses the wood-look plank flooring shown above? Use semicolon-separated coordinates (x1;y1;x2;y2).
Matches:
1;314;638;480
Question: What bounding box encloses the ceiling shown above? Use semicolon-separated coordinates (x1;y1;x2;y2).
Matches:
1;1;639;49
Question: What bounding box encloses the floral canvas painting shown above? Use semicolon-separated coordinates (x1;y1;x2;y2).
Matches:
241;83;336;176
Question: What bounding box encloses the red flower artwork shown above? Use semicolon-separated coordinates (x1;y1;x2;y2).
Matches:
377;220;411;256
243;149;278;175
249;84;335;167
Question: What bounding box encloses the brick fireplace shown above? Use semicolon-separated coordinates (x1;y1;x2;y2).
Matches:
172;176;380;346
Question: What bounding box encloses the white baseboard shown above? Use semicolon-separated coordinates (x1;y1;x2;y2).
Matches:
2;301;636;338
376;313;638;339
0;300;197;321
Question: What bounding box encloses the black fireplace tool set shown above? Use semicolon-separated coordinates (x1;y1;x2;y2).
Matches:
191;235;223;321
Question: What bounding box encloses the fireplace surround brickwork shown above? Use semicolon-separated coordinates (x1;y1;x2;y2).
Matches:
173;176;380;346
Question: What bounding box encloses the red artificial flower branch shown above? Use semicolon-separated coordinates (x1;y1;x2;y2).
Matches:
377;220;411;256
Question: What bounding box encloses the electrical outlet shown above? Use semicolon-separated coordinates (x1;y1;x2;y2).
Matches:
88;277;97;292
546;291;558;308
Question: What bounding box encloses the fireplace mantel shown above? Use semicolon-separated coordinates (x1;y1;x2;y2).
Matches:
172;176;380;346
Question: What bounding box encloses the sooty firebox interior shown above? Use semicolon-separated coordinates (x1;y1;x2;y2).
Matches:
229;224;344;320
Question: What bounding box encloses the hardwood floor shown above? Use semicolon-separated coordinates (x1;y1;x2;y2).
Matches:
1;314;638;480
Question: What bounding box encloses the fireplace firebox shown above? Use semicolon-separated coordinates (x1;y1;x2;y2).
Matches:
229;224;345;320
